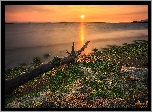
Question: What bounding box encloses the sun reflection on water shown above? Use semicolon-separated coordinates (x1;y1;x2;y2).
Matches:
80;22;84;46
78;22;89;55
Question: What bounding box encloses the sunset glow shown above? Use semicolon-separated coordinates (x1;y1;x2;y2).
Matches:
5;5;148;23
81;15;85;19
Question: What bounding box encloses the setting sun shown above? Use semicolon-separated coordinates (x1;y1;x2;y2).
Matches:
81;14;85;19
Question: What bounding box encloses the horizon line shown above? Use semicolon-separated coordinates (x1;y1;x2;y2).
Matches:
5;19;148;24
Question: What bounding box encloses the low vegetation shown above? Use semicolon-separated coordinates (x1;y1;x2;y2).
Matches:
5;40;148;108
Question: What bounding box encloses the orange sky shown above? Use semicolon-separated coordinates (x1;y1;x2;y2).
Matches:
5;5;148;23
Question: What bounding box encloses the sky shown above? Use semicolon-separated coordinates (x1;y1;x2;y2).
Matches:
5;5;148;23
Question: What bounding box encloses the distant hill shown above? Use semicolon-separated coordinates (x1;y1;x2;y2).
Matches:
5;23;14;24
132;19;148;23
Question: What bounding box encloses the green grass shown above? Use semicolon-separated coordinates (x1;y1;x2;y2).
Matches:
5;40;148;108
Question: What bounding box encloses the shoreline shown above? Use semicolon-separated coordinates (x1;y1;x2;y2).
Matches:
5;35;148;70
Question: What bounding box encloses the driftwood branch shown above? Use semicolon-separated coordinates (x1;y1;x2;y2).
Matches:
5;41;90;95
71;42;75;54
66;50;70;55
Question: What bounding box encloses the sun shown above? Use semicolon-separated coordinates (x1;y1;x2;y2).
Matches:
81;14;85;19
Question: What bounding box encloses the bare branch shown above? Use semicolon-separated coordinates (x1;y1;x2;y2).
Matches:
76;41;90;56
71;42;75;55
66;50;70;54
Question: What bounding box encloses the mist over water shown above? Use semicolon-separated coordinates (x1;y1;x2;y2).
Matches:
5;22;148;69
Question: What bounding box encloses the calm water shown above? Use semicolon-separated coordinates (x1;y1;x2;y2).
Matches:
5;22;148;69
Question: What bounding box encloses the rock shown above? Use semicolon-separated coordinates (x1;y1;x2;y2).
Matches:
130;75;135;81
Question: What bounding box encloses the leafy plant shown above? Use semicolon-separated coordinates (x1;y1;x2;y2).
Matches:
32;57;42;67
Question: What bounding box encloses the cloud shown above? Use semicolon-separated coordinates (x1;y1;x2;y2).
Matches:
118;10;148;15
5;5;56;14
